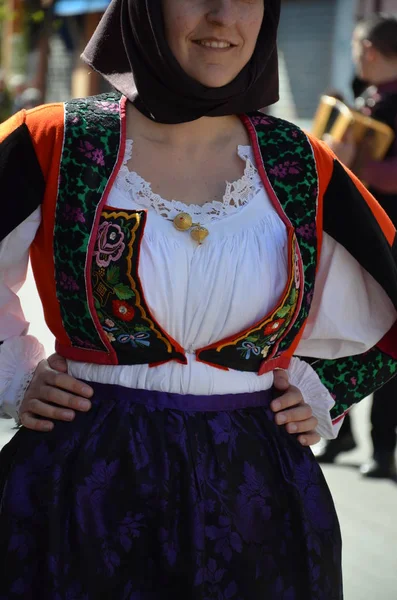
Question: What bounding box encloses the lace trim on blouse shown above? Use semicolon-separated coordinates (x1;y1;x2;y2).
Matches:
14;367;36;425
114;140;263;224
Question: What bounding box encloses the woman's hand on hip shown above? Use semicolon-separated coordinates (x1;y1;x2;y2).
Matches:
19;354;94;432
271;369;320;447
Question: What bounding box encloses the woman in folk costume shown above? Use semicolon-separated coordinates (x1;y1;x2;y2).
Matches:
1;0;397;597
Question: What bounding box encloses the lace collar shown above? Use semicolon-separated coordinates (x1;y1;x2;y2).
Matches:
114;139;262;224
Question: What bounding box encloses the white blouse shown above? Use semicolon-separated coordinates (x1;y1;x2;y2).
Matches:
0;143;395;439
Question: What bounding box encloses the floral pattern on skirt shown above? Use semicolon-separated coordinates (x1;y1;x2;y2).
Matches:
0;384;342;599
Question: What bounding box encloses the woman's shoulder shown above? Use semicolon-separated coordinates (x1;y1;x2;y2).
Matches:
25;102;65;144
248;111;332;150
0;101;65;147
0;102;66;184
248;112;336;187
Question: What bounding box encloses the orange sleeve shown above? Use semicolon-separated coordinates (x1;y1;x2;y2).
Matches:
24;103;65;181
307;131;395;247
26;103;68;346
0;110;27;142
297;133;397;423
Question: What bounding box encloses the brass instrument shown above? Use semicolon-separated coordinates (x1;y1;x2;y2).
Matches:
312;95;395;178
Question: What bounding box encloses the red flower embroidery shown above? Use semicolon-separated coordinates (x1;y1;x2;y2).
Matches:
263;319;285;336
112;300;135;322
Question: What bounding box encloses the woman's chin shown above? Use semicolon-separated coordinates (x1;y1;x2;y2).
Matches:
187;69;238;89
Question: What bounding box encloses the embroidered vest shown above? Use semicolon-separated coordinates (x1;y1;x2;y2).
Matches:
42;93;319;372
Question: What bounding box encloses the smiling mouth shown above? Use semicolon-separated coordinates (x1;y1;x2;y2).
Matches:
194;40;236;49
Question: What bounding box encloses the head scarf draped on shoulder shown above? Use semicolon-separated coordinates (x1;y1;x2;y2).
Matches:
82;0;281;124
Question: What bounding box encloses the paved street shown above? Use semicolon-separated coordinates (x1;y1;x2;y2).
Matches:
1;268;396;599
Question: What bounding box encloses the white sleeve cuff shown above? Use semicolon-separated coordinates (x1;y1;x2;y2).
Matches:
0;335;45;421
287;356;344;439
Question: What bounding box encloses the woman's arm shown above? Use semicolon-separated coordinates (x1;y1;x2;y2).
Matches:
291;144;397;432
0;107;94;429
0;211;96;429
295;231;396;431
0;209;45;419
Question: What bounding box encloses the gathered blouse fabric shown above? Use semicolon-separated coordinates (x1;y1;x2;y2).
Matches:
0;143;396;439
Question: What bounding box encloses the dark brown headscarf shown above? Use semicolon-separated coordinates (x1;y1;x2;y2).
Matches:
82;0;281;124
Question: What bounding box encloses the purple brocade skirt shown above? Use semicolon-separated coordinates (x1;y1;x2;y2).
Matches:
0;384;342;599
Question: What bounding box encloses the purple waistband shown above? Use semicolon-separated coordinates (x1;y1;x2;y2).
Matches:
88;382;273;412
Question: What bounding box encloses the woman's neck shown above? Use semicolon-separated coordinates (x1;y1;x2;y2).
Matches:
126;102;248;153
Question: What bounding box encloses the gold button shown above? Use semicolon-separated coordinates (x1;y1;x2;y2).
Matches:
190;226;209;244
173;212;193;231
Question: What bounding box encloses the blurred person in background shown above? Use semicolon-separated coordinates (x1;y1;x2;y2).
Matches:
318;14;397;479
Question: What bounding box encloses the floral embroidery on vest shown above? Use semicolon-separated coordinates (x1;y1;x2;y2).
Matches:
54;93;123;352
92;209;186;365
237;241;300;362
53;93;186;365
197;233;303;372
305;348;397;423
53;98;318;369
256;116;318;358
196;114;317;372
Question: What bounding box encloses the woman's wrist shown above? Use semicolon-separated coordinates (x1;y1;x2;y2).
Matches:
0;336;45;420
287;356;337;439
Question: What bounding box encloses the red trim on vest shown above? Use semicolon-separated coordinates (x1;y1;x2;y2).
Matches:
244;116;306;367
55;341;115;365
196;228;300;362
240;115;294;231
271;235;305;359
131;206;186;360
305;135;324;272
195;117;307;371
332;409;350;426
82;96;128;364
258;355;292;375
244;116;307;358
30;107;323;371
